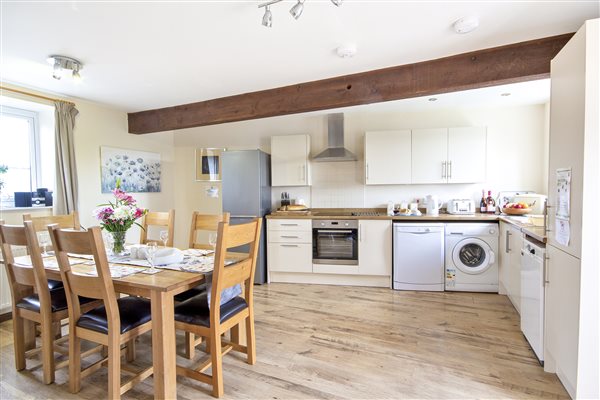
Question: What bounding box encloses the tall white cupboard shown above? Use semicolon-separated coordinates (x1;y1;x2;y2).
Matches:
545;19;598;399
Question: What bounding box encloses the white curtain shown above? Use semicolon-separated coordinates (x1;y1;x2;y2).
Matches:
53;101;79;214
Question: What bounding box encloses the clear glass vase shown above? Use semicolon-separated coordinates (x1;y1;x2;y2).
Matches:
111;230;127;256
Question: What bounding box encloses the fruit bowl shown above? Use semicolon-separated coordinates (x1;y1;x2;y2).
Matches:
502;207;532;215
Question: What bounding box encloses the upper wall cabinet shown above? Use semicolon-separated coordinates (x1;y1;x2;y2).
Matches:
412;127;487;184
271;134;311;187
365;130;411;185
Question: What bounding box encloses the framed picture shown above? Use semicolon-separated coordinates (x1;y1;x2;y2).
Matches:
100;146;161;193
195;148;223;181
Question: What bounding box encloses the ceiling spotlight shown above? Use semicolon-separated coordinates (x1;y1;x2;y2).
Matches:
428;98;438;102
452;16;479;34
262;5;272;27
46;55;83;82
331;0;343;6
289;0;304;20
501;93;511;97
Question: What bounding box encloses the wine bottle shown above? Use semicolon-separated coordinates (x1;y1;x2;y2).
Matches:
486;190;496;213
480;190;487;213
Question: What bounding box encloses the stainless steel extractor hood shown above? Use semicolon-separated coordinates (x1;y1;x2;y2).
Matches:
312;113;358;162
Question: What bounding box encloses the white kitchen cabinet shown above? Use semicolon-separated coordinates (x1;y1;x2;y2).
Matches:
271;134;311;186
411;128;447;184
0;259;11;314
267;219;312;275
499;221;523;313
447;127;487;183
364;131;411;185
545;245;581;397
358;220;392;277
411;127;486;184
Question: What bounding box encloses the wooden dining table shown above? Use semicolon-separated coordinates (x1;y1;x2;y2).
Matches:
15;251;247;400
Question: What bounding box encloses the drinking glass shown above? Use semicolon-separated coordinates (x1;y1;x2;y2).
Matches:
103;231;114;256
208;232;218;252
159;230;169;248
146;242;158;273
39;232;51;256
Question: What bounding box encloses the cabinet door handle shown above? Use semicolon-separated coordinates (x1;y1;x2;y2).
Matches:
281;235;299;238
448;160;452;179
506;230;512;253
442;161;446;179
366;163;369;180
281;244;299;248
281;223;299;226
544;255;550;284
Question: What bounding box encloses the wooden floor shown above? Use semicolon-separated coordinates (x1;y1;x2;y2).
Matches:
0;283;569;399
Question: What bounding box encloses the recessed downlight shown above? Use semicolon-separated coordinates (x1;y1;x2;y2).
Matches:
453;16;479;34
428;98;438;102
501;93;511;97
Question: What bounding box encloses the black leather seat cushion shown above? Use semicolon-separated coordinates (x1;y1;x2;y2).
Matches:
16;289;96;313
47;279;64;291
174;292;247;327
77;296;151;334
174;283;207;303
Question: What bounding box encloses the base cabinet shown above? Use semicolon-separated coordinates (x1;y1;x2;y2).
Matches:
358;220;391;276
267;219;312;277
499;222;523;313
544;245;581;398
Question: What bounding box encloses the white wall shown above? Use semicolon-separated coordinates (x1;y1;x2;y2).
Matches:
1;84;176;245
173;103;548;223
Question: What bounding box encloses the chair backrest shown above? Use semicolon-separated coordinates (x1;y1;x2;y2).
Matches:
23;211;80;232
0;220;52;310
188;212;230;249
140;209;175;247
48;225;119;328
210;218;262;324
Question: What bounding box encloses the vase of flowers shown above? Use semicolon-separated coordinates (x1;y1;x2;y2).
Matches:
93;178;147;255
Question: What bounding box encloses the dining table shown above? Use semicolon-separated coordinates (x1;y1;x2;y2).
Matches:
14;248;247;400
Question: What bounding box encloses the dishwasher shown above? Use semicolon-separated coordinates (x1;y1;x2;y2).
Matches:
393;223;445;291
521;237;546;364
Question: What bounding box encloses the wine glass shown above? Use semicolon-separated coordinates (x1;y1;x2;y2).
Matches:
208;232;218;252
146;242;158;273
159;230;169;248
39;232;51;257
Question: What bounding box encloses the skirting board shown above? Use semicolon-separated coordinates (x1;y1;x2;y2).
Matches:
269;272;391;288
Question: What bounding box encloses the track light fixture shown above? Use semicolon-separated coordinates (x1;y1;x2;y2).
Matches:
258;0;342;28
46;55;83;82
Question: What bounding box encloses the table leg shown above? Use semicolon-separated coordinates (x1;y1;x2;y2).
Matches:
151;291;176;399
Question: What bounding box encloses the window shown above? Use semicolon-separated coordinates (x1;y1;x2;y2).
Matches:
0;105;54;208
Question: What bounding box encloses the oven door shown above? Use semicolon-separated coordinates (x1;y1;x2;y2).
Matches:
312;228;358;265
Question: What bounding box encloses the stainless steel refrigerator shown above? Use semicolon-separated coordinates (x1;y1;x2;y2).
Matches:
221;150;271;284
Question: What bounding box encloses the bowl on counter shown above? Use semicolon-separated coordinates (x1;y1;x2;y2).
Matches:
502;207;532;215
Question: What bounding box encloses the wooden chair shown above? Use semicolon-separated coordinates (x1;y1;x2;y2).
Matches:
23;211;80;232
180;212;231;359
139;209;175;247
188;212;230;250
174;218;262;397
0;220;99;384
23;211;81;292
48;225;153;399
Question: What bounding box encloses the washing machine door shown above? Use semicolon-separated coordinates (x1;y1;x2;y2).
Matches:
452;238;495;274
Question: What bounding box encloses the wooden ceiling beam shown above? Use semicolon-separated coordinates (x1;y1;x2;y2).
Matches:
128;33;573;134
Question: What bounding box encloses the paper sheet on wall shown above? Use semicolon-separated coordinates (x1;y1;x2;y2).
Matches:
556;168;571;218
555;217;570;246
554;168;571;246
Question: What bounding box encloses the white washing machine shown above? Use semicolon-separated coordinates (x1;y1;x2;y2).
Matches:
445;223;499;292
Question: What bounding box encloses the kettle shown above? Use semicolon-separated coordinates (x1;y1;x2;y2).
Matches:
426;195;442;216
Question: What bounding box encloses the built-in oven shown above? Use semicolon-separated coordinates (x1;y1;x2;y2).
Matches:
312;220;358;265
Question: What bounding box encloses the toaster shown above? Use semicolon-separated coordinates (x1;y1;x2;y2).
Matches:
447;199;476;215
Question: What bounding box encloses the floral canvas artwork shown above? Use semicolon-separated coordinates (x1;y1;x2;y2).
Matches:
100;146;161;193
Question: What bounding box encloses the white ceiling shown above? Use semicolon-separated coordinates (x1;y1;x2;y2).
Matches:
1;1;597;113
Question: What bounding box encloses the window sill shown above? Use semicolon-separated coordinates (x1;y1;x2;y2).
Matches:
0;206;53;212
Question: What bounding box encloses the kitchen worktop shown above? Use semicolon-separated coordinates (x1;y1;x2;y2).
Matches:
267;208;547;242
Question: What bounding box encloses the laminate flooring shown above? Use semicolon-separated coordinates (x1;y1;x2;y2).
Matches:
0;284;569;399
